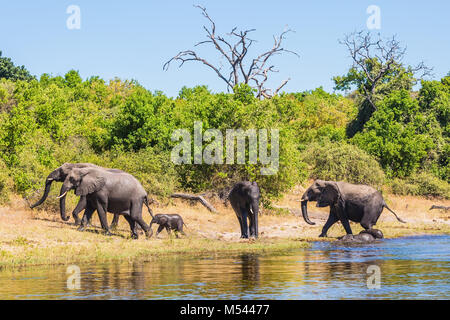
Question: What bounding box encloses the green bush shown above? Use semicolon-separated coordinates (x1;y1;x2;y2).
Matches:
302;141;385;188
0;62;448;206
0;159;13;203
391;172;450;199
352;90;434;178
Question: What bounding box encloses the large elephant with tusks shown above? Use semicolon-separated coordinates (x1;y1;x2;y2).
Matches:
300;180;406;237
58;167;154;239
30;163;122;227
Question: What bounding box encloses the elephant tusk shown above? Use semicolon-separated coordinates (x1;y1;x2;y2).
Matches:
56;191;68;199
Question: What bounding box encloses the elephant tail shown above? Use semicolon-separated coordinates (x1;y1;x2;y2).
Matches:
144;196;155;219
383;202;406;223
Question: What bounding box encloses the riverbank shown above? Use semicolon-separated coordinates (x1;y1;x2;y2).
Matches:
0;188;449;268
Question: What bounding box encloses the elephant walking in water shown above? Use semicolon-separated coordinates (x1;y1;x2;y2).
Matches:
59;167;154;239
300;180;406;237
227;181;260;239
30;163;122;228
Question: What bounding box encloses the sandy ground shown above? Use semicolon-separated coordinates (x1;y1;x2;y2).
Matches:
0;187;449;267
1;185;448;245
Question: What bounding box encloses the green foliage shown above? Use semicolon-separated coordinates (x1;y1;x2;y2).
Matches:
302;141;385;188
417;76;450;180
391;172;450;199
0;51;34;81
334;58;417;136
107;87;174;152
333;59;415;101
0;63;448;205
0;159;13;202
352;90;434;178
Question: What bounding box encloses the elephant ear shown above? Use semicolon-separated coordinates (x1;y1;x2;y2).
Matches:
322;182;344;207
75;172;106;196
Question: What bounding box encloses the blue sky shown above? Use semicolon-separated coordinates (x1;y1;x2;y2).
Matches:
1;1;449;97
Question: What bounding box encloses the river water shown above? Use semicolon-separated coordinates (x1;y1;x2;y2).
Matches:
0;234;448;299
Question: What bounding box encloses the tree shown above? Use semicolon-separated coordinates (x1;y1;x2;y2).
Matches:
163;5;299;99
352;90;434;178
333;31;432;136
0;51;34;81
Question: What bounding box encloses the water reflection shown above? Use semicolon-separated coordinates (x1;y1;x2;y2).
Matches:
0;235;448;299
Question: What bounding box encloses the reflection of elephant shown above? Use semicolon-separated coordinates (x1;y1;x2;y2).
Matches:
301;180;406;237
150;214;186;238
227;181;260;239
30;163;122;227
59;167;154;239
339;229;384;243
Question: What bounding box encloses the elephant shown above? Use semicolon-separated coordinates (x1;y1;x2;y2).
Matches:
339;229;384;243
149;214;187;238
30;163;122;228
227;181;260;239
58;167;154;239
300;180;406;237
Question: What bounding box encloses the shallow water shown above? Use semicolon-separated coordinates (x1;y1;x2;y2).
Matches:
0;234;449;299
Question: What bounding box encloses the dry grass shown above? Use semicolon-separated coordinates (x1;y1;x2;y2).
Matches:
0;189;449;268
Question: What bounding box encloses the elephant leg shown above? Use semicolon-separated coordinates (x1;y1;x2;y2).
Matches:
134;216;150;238
110;214;120;230
72;197;87;226
78;205;95;231
124;215;138;239
240;206;249;239
236;216;245;237
340;217;353;235
96;200;112;236
319;210;338;237
230;200;245;237
156;225;164;237
131;202;151;238
360;212;374;231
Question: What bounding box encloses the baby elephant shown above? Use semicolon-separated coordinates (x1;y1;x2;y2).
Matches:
339;229;384;243
150;214;187;238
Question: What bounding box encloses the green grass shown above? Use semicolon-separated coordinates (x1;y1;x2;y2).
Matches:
0;237;310;268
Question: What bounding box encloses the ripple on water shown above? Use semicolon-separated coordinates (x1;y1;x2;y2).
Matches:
0;235;448;299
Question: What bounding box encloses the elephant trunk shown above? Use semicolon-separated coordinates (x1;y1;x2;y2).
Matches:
30;178;54;209
251;200;259;238
58;184;71;222
148;219;156;237
301;196;315;225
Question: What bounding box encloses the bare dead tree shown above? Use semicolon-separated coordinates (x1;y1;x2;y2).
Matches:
163;5;299;99
337;31;433;110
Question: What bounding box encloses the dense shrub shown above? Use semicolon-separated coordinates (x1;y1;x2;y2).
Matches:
352;90;434;178
302;141;385;188
0;63;448;206
0;159;13;203
391;172;450;199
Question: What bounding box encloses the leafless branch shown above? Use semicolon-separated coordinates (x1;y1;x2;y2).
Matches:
340;31;433;110
163;5;299;98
